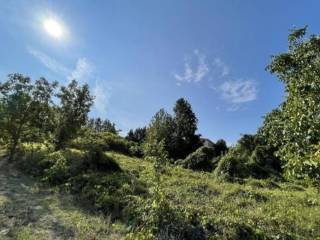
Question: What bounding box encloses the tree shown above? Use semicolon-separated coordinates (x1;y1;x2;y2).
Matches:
215;139;228;156
126;127;147;144
172;98;200;159
55;80;94;149
144;109;174;158
259;26;320;180
87;117;118;134
0;74;57;161
238;134;257;153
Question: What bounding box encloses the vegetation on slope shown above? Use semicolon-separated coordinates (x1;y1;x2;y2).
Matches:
1;27;320;239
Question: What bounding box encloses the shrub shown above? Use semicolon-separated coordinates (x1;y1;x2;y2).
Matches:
127;198;207;240
238;134;257;153
215;139;228;156
284;145;320;184
16;143;53;176
43;151;70;184
251;145;281;171
178;146;216;172
84;147;121;172
69;171;146;218
70;132;135;156
213;150;249;181
129;143;144;157
246;162;270;179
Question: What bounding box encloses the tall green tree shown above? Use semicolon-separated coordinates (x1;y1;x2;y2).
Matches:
259;27;320;180
126;127;147;144
215;139;228;156
87;117;118;134
55;80;94;149
144;109;174;158
172;98;200;159
0;74;57;161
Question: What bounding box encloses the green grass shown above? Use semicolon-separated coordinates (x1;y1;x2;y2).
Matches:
108;152;320;239
0;161;127;240
2;150;320;239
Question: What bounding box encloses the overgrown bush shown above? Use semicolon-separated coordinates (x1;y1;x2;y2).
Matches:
15;143;149;219
70;132;136;156
177;146;216;172
16;143;54;176
43;151;70;184
69;171;147;218
251;145;281;172
84;147;121;172
283;144;320;184
213;150;249;181
126;197;207;240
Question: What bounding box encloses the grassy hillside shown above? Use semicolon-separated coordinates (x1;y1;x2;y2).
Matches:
0;159;128;240
108;152;320;239
1;149;319;239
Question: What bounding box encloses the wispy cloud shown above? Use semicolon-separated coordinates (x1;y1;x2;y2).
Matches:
93;80;111;117
174;49;209;83
213;58;229;77
28;47;111;116
174;50;258;110
219;80;257;104
67;58;93;84
28;47;69;76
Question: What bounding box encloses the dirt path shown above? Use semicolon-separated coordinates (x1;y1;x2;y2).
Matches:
0;160;125;240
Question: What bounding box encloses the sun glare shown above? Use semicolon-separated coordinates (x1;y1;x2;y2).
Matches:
43;18;63;39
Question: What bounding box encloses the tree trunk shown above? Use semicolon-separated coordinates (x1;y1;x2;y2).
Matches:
8;139;18;162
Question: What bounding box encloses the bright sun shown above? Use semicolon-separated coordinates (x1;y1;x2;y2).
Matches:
43;18;63;39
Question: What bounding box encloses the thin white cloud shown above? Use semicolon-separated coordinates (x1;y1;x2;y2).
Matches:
174;50;258;109
28;47;69;76
219;80;257;104
213;58;230;77
93;80;111;117
28;47;111;116
174;49;209;83
67;58;93;84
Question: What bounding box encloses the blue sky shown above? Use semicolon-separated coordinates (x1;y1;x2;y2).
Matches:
0;0;318;144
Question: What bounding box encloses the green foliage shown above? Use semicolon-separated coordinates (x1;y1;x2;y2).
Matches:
87;117;118;134
257;109;284;150
178;146;216;172
70;131;136;156
114;152;320;239
55;80;94;150
251;145;281;171
15;144;150;220
213;149;249;181
0;74;57;161
69;171;146;218
131;139;208;239
43;151;70;184
126;127;147;144
84;146;121;172
144;98;201;160
17;143;53;176
145;108;175;159
14;144;320;239
259;27;320;181
283;144;320;184
172;98;200;159
238;134;257;153
214;139;228;156
17;144;121;185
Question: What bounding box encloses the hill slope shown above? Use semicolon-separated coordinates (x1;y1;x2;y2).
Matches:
109;152;320;239
0;160;127;240
1;152;320;239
